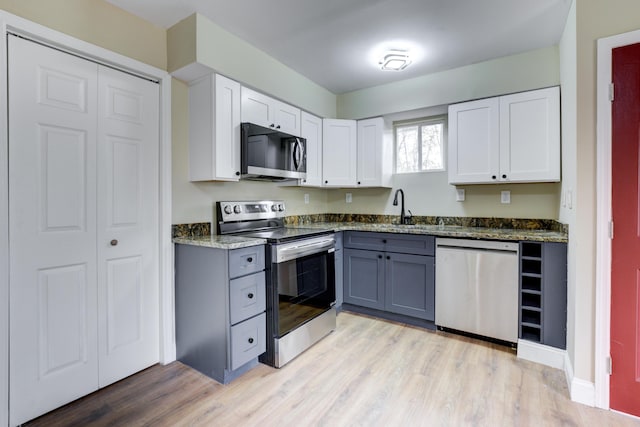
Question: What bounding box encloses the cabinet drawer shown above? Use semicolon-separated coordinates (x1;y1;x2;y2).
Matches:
343;231;386;251
230;313;266;370
229;271;266;325
344;231;434;255
385;234;434;256
229;245;265;278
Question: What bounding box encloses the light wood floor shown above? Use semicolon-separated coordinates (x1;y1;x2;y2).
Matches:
26;312;640;427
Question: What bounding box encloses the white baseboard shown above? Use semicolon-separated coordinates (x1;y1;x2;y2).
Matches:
517;341;596;407
564;351;596;407
517;339;565;370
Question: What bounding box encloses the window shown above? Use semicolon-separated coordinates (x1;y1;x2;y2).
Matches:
395;117;445;173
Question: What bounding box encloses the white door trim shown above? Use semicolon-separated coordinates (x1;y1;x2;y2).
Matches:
595;28;640;410
0;10;174;426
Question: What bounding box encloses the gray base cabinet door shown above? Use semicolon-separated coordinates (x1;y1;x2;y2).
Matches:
385;253;435;321
343;248;385;310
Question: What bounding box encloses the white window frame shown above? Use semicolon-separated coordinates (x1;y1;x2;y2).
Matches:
394;115;447;174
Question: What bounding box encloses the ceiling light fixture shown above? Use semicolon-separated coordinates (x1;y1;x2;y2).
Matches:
379;50;412;71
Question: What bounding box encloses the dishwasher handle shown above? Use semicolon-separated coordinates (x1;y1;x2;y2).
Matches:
435;237;519;253
435;244;518;255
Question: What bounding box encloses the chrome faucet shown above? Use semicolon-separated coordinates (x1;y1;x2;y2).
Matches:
393;189;410;224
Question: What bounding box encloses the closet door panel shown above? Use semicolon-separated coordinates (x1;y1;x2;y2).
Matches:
96;66;160;387
8;35;99;427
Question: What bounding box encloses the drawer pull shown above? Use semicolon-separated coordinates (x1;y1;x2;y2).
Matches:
382;239;387;244
247;293;254;299
378;255;382;259
248;337;254;344
247;257;253;263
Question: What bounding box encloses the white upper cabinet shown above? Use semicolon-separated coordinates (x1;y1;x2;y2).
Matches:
322;119;357;187
448;86;560;185
498;87;560;182
241;86;301;136
300;111;323;187
357;117;393;188
189;74;242;181
448;97;500;184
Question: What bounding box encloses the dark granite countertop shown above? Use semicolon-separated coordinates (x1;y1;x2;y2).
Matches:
286;222;567;243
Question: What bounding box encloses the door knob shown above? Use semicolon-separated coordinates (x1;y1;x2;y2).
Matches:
110;239;118;246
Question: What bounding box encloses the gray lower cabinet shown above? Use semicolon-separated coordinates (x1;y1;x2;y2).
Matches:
343;248;385;310
175;243;267;383
343;232;435;321
386;252;435;320
519;241;567;349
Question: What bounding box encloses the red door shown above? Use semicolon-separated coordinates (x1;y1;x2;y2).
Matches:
611;42;640;416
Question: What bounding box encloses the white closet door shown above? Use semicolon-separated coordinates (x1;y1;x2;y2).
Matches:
96;66;159;387
8;36;100;425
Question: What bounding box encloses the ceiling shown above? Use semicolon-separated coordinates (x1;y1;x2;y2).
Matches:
106;0;572;94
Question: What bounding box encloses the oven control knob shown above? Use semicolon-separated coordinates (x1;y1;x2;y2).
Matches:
271;204;278;212
233;205;242;214
278;204;285;212
223;205;232;214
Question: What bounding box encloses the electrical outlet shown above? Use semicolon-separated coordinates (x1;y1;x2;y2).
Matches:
456;188;465;202
501;191;511;204
346;193;352;203
304;193;309;204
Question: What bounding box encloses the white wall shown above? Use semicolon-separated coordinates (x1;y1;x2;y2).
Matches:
559;0;579;391
168;13;336;119
569;0;640;388
337;46;560;120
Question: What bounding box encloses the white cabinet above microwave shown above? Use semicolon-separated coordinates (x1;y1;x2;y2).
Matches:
447;86;560;185
188;73;242;181
241;87;301;137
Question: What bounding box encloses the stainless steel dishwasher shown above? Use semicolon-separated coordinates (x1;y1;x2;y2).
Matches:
435;238;519;343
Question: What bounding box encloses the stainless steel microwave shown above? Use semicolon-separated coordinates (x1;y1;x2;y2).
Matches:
240;122;307;181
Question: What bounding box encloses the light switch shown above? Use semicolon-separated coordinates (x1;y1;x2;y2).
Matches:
501;191;511;204
346;193;352;203
456;188;465;202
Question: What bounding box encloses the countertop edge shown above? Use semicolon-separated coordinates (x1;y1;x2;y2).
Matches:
172;223;567;247
288;222;568;243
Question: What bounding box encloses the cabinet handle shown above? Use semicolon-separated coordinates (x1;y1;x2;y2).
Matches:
247;257;253;263
325;180;328;184
382;239;387;243
386;256;390;260
248;337;254;344
110;239;118;246
270;123;275;128
502;174;507;179
235;171;240;176
492;175;497;180
378;255;382;259
276;125;281;129
248;293;254;299
357;181;361;185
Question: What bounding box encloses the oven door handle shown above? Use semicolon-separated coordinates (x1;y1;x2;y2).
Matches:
273;237;335;263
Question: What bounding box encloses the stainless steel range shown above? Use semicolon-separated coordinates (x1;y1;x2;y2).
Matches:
216;200;336;368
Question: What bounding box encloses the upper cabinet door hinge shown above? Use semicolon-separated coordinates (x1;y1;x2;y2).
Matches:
609;221;614;239
606;355;613;375
609;83;615;102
